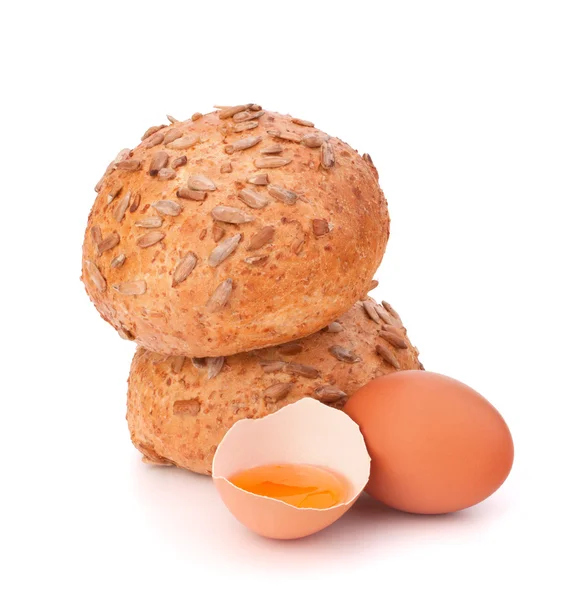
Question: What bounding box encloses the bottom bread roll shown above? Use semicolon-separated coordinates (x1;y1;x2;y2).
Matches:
127;297;423;475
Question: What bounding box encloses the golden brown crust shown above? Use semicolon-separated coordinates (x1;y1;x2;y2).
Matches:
126;298;421;475
82;108;390;356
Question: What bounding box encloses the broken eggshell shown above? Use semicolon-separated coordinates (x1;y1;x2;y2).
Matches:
212;398;371;540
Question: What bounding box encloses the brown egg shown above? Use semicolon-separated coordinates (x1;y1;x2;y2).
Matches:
344;371;514;514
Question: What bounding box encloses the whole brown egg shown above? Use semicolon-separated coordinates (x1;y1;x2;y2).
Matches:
344;371;514;514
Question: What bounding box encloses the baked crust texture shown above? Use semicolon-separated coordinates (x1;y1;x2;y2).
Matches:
127;298;421;474
82;108;390;356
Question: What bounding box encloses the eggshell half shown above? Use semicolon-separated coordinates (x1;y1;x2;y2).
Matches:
213;398;370;540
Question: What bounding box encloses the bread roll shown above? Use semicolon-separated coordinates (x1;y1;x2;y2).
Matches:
82;107;389;356
127;298;422;474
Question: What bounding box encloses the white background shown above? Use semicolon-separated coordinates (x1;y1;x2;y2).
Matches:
2;1;582;598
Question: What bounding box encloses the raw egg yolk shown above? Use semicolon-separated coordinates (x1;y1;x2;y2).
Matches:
229;464;349;509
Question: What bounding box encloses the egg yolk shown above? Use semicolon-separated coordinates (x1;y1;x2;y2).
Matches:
229;464;349;509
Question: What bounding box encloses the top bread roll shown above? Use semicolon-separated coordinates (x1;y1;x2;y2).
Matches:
82;106;390;357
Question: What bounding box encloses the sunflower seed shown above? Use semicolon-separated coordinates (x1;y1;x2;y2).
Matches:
326;321;343;333
137;231;165;248
212;224;225;242
363;153;376;169
166;114;179;124
177;188;206;201
107;182;123;205
380;322;398;332
171;155;187;169
94;173;106;194
96;173;106;193
191;112;202;121
244;255;268;266
199;228;207;241
284;362;320;379
382;301;402;322
379;330;408;349
209;234;241;267
113;280;147;295
191;357;206;369
220;161;232;173
172;252;197;286
312;219;330;236
134;218;161;231
141;454;174;466
219;104;252;119
158;167;176;180
260;144;283;154
113;192;131;223
254;157;291;169
363;300;381;323
233;110;264;122
329;345;361;363
153;200;182;216
173;399;201;416
143;132;165;149
161;130;183;147
167;134;199;150
129;192;141;213
233;121;259;132
118;328;135;341
301;133;328;148
116;159;141;171
206;279;233;312
320;141;335;169
85;261;106;292
376;344;400;368
224;135;262;154
291;117;314;127
170;355;185;373
110;253;126;268
207;356;225;379
148;151;169;176
250;104;262;111
238;188;269;209
267;184;297;205
247;226;274;251
260;360;286;373
97;232;120;255
291;235;304;254
247;173;269;185
313;386;346;403
374;304;392;324
90;225;102;247
267;129;301;143
264;382;293;402
114;148;131;163
142;125;166;140
278;342;303;356
211;205;255;224
188;174;216;191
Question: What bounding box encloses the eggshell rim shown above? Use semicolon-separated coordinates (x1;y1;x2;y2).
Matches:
212;398;371;512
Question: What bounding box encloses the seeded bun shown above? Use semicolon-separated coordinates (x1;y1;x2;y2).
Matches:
127;298;422;475
82;106;390;357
